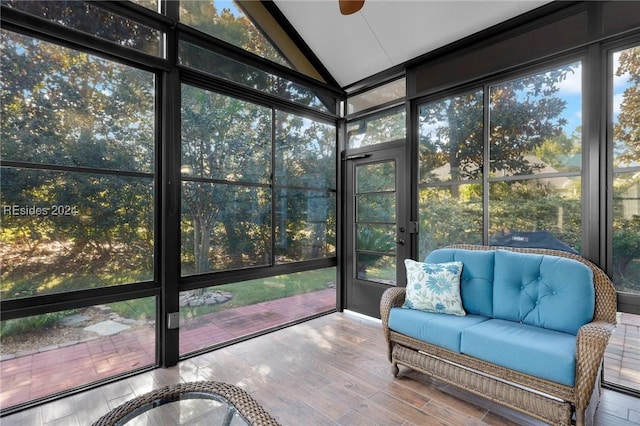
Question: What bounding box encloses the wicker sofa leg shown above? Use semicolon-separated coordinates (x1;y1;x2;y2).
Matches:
576;409;586;426
391;362;399;377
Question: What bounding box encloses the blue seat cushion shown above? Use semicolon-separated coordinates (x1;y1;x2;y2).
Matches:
461;319;577;386
425;249;495;317
493;250;595;335
388;307;488;353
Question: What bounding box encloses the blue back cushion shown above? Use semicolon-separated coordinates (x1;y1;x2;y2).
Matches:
492;249;595;335
426;249;495;317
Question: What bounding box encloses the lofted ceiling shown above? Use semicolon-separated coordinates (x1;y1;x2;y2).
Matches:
272;0;551;89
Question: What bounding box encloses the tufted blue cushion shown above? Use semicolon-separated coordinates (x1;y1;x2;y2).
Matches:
388;307;488;353
426;249;495;317
492;249;595;335
461;319;578;386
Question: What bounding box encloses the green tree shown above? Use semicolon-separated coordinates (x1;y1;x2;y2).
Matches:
1;24;155;296
615;47;640;165
181;85;272;273
612;46;640;291
417;64;579;253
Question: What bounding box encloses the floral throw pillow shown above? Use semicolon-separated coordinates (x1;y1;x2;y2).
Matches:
403;259;466;316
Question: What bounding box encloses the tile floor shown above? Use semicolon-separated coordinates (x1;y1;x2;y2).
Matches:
0;290;638;422
2;312;639;426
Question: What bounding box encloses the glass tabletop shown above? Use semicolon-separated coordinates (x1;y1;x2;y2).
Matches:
117;391;249;426
92;381;280;426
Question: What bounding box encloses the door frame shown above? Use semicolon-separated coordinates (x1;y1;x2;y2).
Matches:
342;141;412;318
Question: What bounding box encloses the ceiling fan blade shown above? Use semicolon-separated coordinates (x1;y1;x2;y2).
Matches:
339;0;365;15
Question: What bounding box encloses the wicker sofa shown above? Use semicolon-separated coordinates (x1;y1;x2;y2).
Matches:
380;245;617;426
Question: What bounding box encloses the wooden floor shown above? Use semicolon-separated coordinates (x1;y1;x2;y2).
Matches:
3;312;639;425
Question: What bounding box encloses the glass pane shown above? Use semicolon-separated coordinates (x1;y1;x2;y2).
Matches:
0;298;156;407
3;1;162;56
181;183;271;275
178;41;332;113
1;169;154;299
613;46;640;169
605;46;640;395
347;107;406;148
347;78;406;114
611;173;639;292
275;190;336;263
275;111;336;189
356;253;395;285
488;177;581;253
179;0;291;69
612;45;640;296
356;162;395;193
130;0;160;12
418;185;483;258
418;90;483;183
1;31;155;173
357;224;395;254
489;61;582;176
356;193;396;223
179;268;336;355
181;85;271;184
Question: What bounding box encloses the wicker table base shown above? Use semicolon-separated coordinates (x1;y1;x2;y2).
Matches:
92;381;280;426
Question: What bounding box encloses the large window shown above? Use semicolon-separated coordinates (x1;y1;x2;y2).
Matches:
0;298;156;407
180;87;336;275
179;87;336;356
180;85;272;274
611;45;640;296
418;90;484;255
347;107;406;149
0;28;156;409
180;1;291;70
1;0;339;414
178;1;336;113
179;268;336;355
1;30;156;298
275;111;336;262
417;61;582;257
179;42;332;112
488;61;582;252
3;1;163;57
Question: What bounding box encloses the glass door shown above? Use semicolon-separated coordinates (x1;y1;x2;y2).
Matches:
344;145;410;318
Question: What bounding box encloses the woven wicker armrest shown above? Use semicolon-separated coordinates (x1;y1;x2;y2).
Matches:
380;287;406;327
380;287;406;362
574;321;616;408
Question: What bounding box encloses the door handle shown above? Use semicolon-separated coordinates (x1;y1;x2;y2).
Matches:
396;239;405;245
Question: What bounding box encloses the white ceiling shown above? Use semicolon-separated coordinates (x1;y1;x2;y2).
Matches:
273;0;551;88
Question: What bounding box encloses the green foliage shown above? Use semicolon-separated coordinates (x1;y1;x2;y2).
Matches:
1;29;155;297
612;215;640;292
179;1;289;68
612;46;640;292
535;131;582;172
614;47;640;165
418;185;483;257
419;64;577;184
0;310;76;338
109;298;156;321
180;269;335;320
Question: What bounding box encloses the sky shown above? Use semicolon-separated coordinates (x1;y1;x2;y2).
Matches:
519;53;635;139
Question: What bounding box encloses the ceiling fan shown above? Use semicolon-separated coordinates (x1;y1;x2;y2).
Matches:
339;0;365;15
